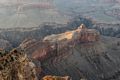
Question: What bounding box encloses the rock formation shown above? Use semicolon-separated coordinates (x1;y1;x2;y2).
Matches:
43;24;100;43
16;23;120;80
19;24;100;62
19;24;120;80
18;24;103;79
31;24;100;61
0;48;38;80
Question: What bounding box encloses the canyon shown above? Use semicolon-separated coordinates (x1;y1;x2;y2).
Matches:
0;23;120;80
0;0;120;80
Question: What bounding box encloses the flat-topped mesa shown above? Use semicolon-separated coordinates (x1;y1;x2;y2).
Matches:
43;24;100;43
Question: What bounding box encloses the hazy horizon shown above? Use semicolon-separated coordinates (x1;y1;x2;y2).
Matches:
0;0;120;28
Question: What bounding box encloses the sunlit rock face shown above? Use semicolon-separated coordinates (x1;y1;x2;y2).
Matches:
43;24;100;43
0;48;38;80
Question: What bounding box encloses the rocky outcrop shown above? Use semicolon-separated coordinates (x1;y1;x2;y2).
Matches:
0;48;38;80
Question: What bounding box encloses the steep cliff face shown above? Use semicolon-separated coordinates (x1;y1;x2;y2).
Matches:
0;48;38;80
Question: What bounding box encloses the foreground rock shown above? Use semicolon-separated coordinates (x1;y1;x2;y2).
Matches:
0;48;38;80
